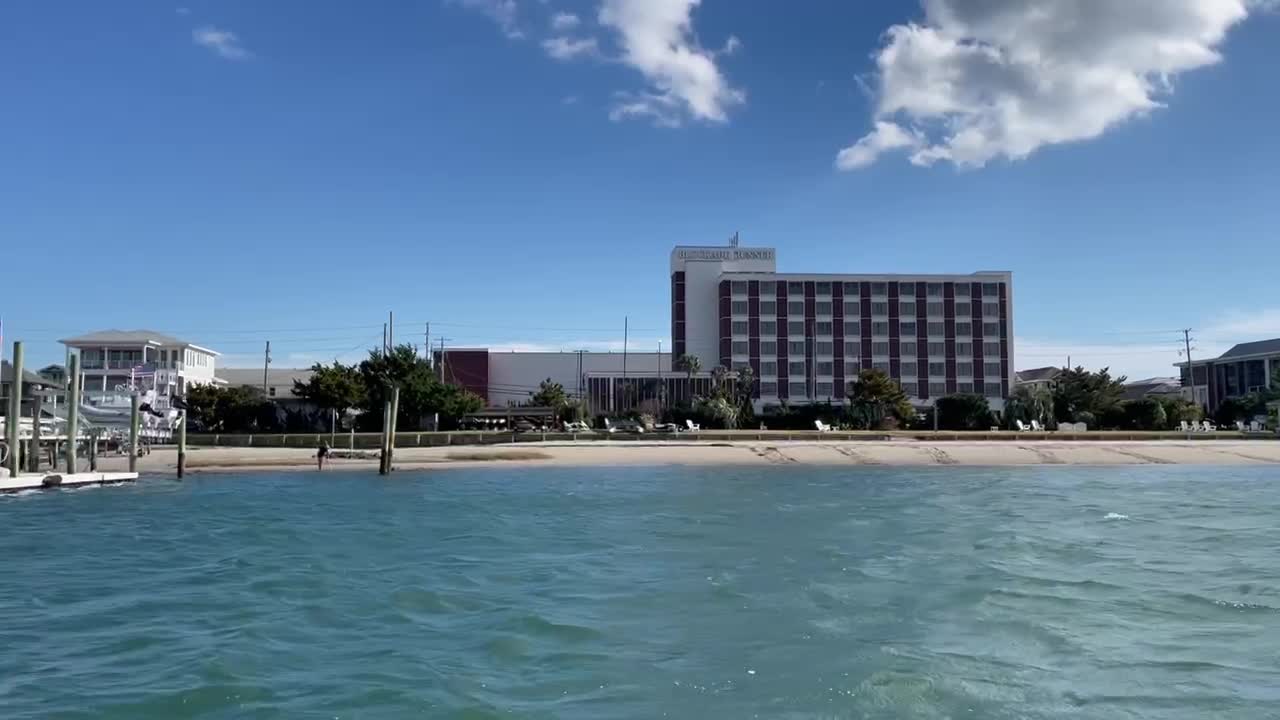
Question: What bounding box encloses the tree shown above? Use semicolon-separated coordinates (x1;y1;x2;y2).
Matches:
846;369;913;430
675;353;701;403
293;361;365;419
185;383;277;433
710;365;730;396
1155;395;1203;427
528;378;570;419
935;394;995;430
1051;366;1127;424
357;344;483;431
1006;384;1053;426
695;395;740;429
733;366;756;423
1120;398;1168;430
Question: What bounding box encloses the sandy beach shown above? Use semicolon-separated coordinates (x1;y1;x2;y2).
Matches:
85;439;1280;474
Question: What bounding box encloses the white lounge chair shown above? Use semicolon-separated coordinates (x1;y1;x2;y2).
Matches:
1015;420;1028;432
1030;420;1044;432
1201;420;1216;432
814;420;831;432
1250;421;1263;432
685;419;701;432
1179;420;1191;432
1235;421;1246;432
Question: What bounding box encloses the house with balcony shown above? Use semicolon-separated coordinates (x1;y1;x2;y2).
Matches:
1176;338;1280;412
59;329;221;411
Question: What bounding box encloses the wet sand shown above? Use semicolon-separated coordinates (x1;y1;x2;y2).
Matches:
89;439;1280;474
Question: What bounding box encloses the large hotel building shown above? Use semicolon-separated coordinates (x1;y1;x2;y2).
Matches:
438;241;1014;413
672;244;1014;409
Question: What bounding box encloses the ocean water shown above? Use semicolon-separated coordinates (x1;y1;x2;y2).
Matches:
1;466;1278;719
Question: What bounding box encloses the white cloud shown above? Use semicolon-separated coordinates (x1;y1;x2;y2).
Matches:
455;0;523;39
176;7;191;16
721;34;741;56
598;0;743;126
550;11;580;31
1204;308;1280;338
193;26;251;60
542;35;598;60
1015;337;1214;382
839;0;1259;169
562;94;580;105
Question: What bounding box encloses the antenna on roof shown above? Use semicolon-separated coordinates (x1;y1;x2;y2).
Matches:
729;231;739;248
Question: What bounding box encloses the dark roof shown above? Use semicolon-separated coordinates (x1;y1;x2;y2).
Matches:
1;360;54;387
1218;338;1280;360
1015;366;1060;383
59;329;191;346
1122;377;1182;401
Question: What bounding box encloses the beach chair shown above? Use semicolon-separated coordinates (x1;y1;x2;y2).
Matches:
685;419;701;432
1015;420;1028;432
1201;420;1216;432
1250;421;1263;432
1030;420;1044;432
1179;420;1190;432
814;420;831;432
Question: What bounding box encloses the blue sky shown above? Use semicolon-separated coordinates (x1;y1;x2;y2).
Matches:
3;0;1279;378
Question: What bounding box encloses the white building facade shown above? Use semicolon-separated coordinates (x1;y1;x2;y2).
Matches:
60;329;220;411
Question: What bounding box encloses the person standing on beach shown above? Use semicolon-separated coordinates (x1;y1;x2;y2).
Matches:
317;441;329;470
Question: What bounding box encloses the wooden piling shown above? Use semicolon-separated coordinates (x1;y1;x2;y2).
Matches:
28;403;41;473
88;429;98;471
177;411;187;479
5;341;22;478
378;399;392;475
129;394;140;474
66;354;80;474
388;386;400;473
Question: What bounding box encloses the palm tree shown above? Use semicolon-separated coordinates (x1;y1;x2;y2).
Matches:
710;365;729;396
676;353;701;402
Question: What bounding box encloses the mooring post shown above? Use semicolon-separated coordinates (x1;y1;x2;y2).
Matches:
66;353;80;474
379;399;392;475
6;341;24;478
28;402;41;474
129;394;140;474
388;386;400;473
88;429;98;471
177;411;187;479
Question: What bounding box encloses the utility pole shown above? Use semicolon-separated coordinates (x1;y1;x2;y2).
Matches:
1182;328;1196;406
657;340;663;413
424;322;430;362
262;341;271;395
382;323;387;353
388;311;394;350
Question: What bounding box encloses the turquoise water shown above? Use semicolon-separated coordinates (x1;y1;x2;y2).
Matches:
2;467;1278;719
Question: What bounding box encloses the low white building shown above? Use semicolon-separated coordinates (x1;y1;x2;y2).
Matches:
60;329;220;410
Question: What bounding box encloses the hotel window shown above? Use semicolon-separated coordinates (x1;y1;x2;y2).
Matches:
928;341;946;356
759;281;776;295
788;320;805;335
899;381;917;396
899;301;916;317
983;304;1000;319
985;361;1003;377
982;282;999;297
927;322;946;336
816;361;834;375
929;381;948;396
958;381;974;394
843;300;860;315
845;360;861;375
816;341;834;355
954;282;971;296
871;301;889;316
760;320;777;336
928;362;946;376
734;361;753;374
900;361;918;378
269;387;277;397
732;341;749;355
872;341;891;356
759;300;776;316
789;381;809;397
815;281;832;295
842;281;859;294
788;281;805;296
982;341;1001;355
900;341;917;356
983;322;1001;336
788;341;806;355
899;321;917;336
898;281;916;295
926;301;945;316
760;381;778;396
731;280;748;295
732;320;749;335
955;322;973;337
731;300;749;315
844;341;860;355
871;282;888;296
954;302;971;317
957;361;974;377
816;382;834;397
788;301;805;315
871;321;890;336
761;361;778;376
760;341;777;355
928;282;944;297
789;361;807;375
956;341;972;356
985;383;1003;398
815;321;833;336
844;320;860;335
873;360;891;373
816;301;832;315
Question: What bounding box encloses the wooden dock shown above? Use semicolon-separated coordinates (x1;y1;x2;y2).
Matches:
0;471;139;493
